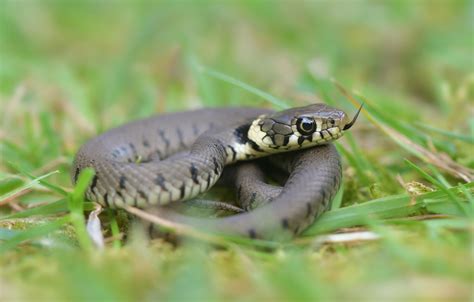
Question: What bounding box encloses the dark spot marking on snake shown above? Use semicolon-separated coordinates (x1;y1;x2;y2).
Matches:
319;131;324;139
156;149;163;160
90;175;98;192
294;226;300;235
74;168;80;183
248;229;257;239
270;136;277;146
142;139;150;147
325;130;333;138
283;135;290;146
250;192;257;205
129;143;137;155
147;223;155;238
192;123;199;136
281;218;290;229
248;139;263;152
237;185;242;199
321;189;326;202
176;128;186;148
158;130;170;150
206;173;212;190
119;175;126;189
234;123;251;145
154;174;168;191
297;136;305;145
223;146;229;158
137;190;147;201
133;196;138;207
228;145;237;161
306;202;312;218
190;164;199;184
103;193;110;207
179;184;186;199
212;157;220;174
116;190;124;200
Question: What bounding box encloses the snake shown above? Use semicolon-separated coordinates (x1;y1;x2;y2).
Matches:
72;103;360;240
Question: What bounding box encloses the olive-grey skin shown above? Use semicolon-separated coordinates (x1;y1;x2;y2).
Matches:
72;104;359;240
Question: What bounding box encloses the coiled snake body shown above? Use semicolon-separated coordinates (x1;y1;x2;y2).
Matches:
73;104;359;240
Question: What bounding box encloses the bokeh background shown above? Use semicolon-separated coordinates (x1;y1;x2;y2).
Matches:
1;1;472;301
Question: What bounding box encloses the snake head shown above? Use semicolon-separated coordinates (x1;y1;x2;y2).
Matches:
248;103;361;151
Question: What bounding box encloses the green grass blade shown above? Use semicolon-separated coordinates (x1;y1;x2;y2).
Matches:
415;122;474;144
68;168;95;251
0;170;59;203
303;182;473;236
7;161;68;196
107;209;122;249
188;54;219;107
0;199;95;221
330;184;344;210
200;66;290;109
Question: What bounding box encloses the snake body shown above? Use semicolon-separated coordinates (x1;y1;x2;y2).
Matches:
72;104;359;239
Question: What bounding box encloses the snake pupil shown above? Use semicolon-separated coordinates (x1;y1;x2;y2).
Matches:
296;117;316;135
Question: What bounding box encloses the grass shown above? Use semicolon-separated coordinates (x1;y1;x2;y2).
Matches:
1;1;473;301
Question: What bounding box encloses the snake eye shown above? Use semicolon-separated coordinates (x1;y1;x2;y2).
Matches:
296;117;316;135
328;118;335;126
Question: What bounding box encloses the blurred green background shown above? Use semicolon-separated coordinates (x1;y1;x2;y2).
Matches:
0;1;473;301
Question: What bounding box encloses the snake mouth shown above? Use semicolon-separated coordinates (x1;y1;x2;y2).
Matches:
343;103;364;131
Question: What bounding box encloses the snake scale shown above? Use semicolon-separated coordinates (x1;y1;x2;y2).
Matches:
72;104;360;240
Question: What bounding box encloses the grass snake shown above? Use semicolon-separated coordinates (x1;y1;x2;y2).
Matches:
72;104;360;240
